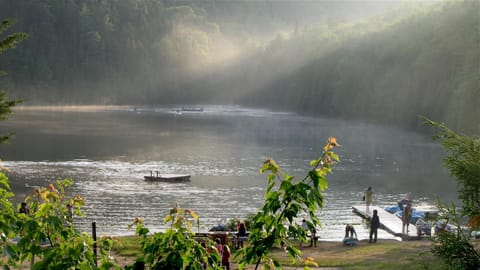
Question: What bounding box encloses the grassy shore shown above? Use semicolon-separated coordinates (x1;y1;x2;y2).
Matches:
111;236;451;269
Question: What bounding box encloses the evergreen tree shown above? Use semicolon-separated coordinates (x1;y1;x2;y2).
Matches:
0;19;26;144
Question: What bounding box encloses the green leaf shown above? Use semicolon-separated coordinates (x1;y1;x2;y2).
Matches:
327;151;340;162
280;180;292;191
0;172;11;190
319;177;328;191
308;170;319;187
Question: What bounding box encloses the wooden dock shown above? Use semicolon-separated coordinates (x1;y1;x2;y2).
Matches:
352;205;418;240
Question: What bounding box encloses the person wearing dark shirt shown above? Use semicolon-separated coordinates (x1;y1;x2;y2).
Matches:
369;209;380;243
236;222;247;248
19;202;29;214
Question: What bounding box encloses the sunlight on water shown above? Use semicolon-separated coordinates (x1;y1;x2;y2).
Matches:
3;105;453;240
5;159;435;240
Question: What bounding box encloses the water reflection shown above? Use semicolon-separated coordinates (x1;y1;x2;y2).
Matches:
1;106;455;240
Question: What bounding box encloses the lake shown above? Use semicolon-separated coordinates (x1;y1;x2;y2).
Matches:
0;105;455;240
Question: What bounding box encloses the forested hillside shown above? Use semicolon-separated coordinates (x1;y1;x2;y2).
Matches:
238;2;479;134
0;0;478;133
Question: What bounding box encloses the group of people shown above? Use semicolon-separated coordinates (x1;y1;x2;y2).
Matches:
365;187;419;240
200;239;230;270
362;186;380;243
222;186;416;253
214;238;231;270
342;209;380;246
297;187;381;247
208;221;248;269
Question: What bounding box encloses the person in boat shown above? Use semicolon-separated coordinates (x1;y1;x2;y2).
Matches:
343;224;358;246
369;209;380;243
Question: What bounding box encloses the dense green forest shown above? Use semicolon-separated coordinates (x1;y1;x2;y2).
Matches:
0;0;478;134
239;2;480;134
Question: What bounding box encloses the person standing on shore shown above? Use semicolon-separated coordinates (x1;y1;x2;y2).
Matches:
369;209;380;243
402;201;412;234
236;222;247;248
364;187;373;212
221;244;230;270
300;219;309;248
214;238;223;255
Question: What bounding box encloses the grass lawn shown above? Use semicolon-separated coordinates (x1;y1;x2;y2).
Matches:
111;236;448;269
271;239;444;269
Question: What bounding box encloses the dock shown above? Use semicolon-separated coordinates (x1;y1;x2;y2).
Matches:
352;205;418;240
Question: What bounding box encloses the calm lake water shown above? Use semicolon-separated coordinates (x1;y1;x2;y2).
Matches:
0;106;455;240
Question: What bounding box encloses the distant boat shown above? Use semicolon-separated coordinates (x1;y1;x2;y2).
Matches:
181;107;203;112
144;171;190;182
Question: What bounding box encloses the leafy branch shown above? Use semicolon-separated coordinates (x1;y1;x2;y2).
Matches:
128;206;222;270
237;137;340;269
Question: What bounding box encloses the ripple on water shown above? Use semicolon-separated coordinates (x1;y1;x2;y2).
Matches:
5;159;436;240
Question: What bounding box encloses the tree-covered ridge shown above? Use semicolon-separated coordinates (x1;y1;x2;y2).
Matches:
0;0;397;102
241;2;479;134
0;1;478;133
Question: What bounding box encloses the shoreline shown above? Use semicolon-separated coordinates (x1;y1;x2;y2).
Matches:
14;105;131;112
109;237;447;270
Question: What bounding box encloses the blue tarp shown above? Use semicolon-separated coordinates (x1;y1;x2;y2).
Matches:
384;205;426;225
385;205;400;213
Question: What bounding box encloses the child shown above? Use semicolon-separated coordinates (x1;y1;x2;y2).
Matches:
221;244;230;270
214;238;222;254
19;202;29;214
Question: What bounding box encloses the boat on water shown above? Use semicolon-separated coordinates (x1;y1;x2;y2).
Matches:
144;171;191;182
181;107;203;112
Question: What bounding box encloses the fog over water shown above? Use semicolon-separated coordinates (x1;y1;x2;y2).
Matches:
0;106;455;240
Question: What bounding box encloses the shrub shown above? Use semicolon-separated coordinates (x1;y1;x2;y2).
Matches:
127;207;222;270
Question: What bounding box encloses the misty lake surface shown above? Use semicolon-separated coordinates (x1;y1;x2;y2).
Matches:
1;106;455;240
